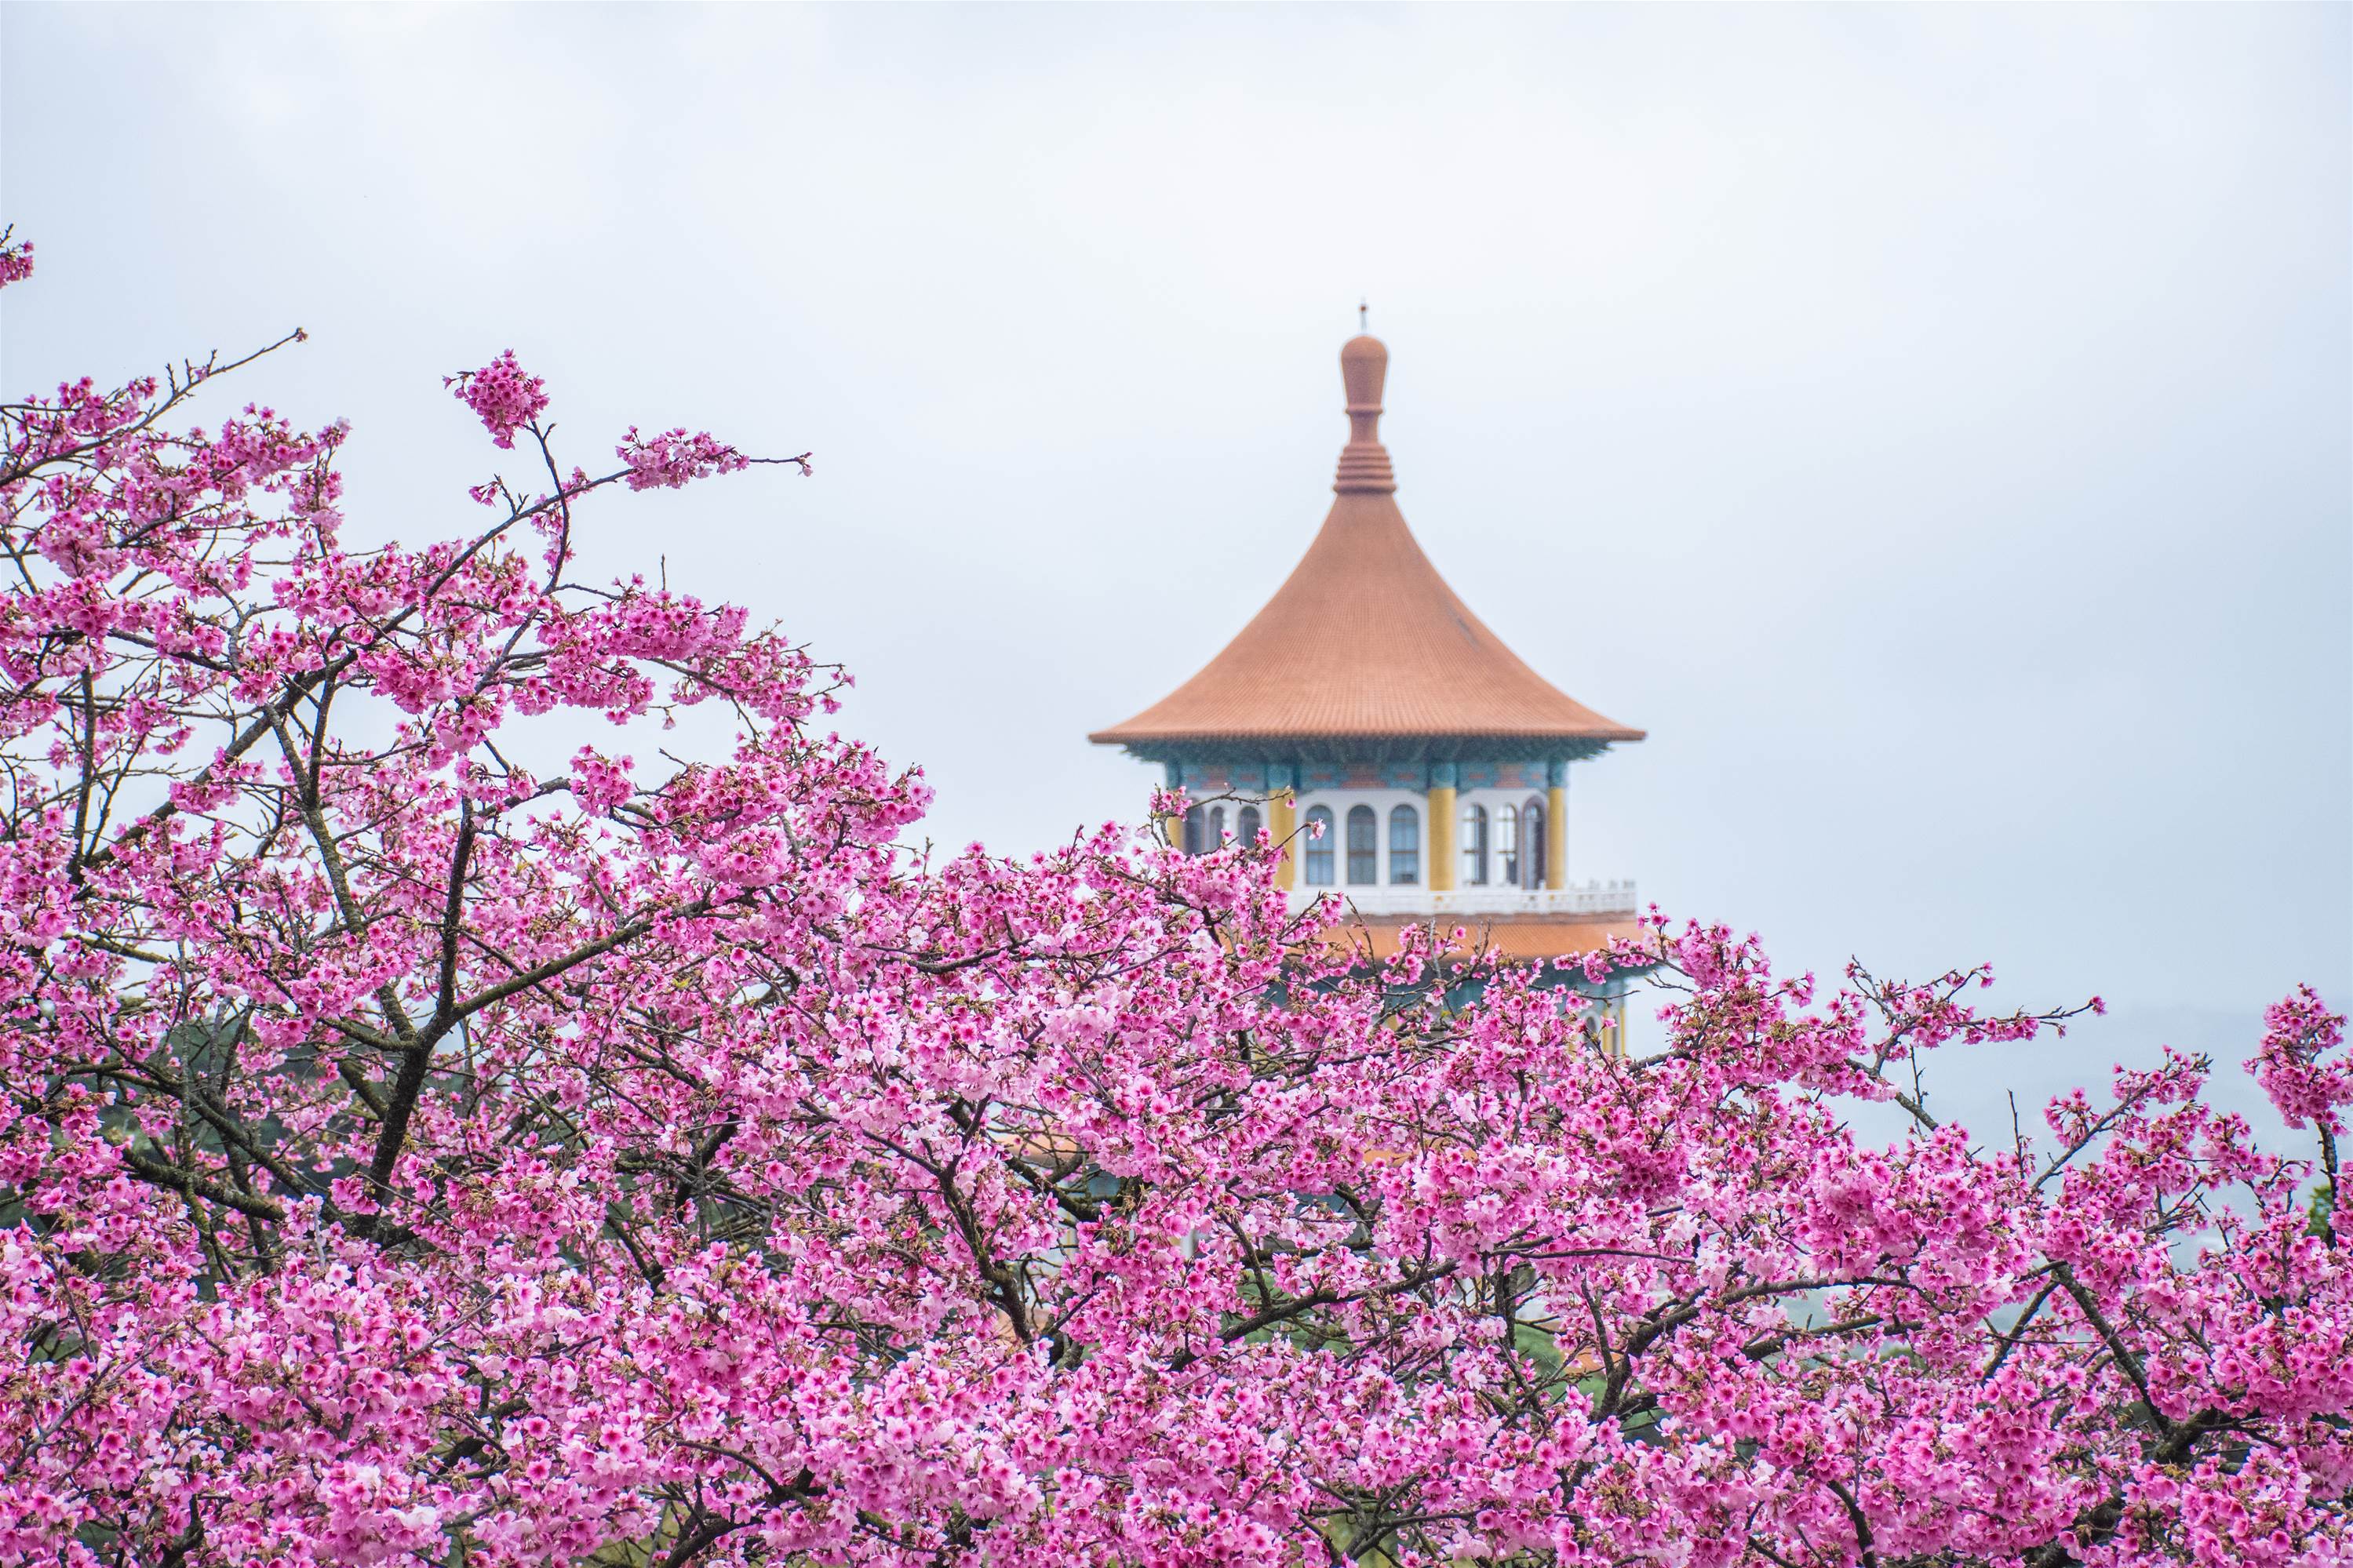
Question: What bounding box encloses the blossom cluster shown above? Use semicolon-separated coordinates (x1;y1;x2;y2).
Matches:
617;424;751;489
0;226;31;288
0;256;2346;1567
2252;985;2352;1135
446;348;549;449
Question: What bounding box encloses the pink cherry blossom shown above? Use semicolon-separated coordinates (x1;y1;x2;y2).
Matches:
446;348;548;449
0;225;31;289
0;238;2346;1566
2253;985;2351;1135
617;424;751;489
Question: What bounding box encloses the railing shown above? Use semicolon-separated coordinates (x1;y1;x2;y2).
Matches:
1291;880;1638;919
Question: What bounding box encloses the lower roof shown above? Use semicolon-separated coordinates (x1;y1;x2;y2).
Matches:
1330;911;1648;964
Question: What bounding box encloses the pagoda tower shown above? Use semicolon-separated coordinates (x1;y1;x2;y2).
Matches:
1091;330;1645;964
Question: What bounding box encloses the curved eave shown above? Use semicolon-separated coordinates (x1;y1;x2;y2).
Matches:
1085;730;1641;768
1086;723;1647;747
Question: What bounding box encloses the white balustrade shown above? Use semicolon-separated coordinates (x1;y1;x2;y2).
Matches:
1290;880;1638;919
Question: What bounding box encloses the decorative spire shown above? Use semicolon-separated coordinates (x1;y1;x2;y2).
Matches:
1334;333;1396;495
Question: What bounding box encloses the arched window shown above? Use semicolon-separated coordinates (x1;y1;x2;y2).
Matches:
1182;803;1206;857
1497;803;1521;889
1346;805;1378;885
1303;806;1335;886
1523;798;1546;889
1237;803;1262;845
1207;805;1226;848
1387;804;1419;884
1460;803;1488;886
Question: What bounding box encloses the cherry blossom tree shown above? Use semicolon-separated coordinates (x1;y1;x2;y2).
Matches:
2;235;2347;1566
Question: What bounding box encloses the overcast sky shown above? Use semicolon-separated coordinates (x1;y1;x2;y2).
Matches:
4;4;2347;1126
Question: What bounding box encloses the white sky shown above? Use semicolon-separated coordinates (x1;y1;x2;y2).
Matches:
4;4;2348;1127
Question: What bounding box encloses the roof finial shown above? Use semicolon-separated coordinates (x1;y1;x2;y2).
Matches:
1335;329;1394;495
1358;297;1368;333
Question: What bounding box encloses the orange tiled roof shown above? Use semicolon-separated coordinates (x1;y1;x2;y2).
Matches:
1090;334;1642;752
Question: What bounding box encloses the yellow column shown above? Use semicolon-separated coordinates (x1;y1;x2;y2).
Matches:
1544;784;1568;890
1268;790;1297;888
1427;764;1457;892
1159;763;1188;853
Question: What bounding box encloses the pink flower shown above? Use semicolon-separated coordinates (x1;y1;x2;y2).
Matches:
0;228;32;289
446;349;548;449
615;425;749;490
2251;984;2351;1133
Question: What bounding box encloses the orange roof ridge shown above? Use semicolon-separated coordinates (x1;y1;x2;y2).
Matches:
1090;332;1643;759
